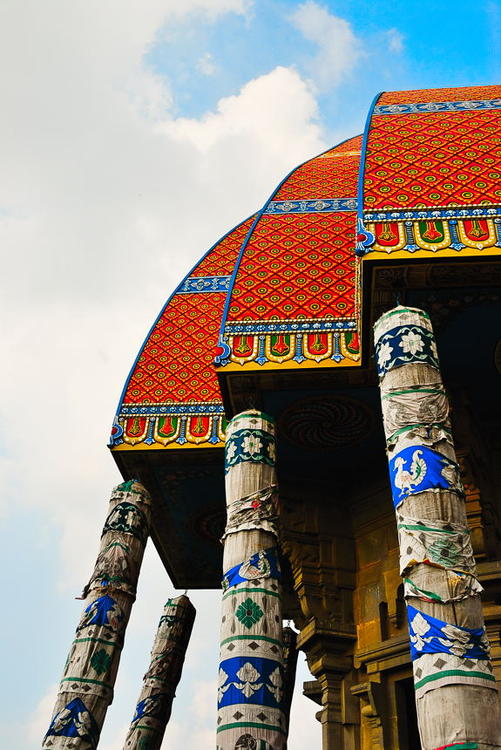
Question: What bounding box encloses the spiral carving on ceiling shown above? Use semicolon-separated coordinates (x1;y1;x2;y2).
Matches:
279;395;374;449
194;507;226;543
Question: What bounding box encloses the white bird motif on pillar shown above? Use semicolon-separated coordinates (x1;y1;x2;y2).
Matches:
394;449;427;496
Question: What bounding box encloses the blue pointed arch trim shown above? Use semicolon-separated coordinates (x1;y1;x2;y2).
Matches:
355;91;383;256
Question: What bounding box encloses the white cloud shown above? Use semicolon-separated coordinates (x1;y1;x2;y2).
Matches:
161;65;324;172
197;52;218;76
100;725;130;750
289;1;363;91
27;684;58;742
386;28;405;53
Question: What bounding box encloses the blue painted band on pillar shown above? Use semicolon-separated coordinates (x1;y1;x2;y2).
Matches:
375;323;439;376
225;428;276;474
389;445;463;508
222;548;281;592
408;604;490;662
218;656;285;710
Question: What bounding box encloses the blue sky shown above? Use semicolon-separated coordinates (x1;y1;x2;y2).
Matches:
1;1;500;748
146;0;501;127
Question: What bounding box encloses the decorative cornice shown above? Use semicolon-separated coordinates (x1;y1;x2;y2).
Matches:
364;205;501;222
224;318;357;335
119;402;225;417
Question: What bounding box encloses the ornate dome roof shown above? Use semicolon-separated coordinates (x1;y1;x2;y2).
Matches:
110;83;501;453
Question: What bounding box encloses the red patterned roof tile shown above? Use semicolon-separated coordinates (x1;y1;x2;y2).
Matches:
274;135;361;200
274;157;359;200
379;84;501;105
122;216;254;406
364;110;501;210
226;212;356;321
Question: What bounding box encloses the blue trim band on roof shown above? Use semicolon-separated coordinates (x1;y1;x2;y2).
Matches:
120;402;226;417
264;198;357;214
215;135;362;366
111;214;255;428
224;318;357;335
374;97;501;115
176;275;231;294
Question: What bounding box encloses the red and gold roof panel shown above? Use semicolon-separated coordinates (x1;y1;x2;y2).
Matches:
110;216;254;450
226;213;356;321
356;84;501;260
274;140;361;200
364;110;501;210
215;136;362;371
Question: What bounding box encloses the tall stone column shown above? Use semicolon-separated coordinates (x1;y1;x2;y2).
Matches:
123;594;196;750
374;306;501;750
217;410;286;750
43;480;151;749
281;626;298;732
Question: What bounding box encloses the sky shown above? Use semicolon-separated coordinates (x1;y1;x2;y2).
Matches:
1;0;500;747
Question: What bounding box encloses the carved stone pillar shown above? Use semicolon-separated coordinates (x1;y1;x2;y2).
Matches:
282;494;357;750
217;410;286;749
351;681;385;750
374;305;501;750
123;594;195;749
43;480;151;749
282;626;298;732
300;637;354;750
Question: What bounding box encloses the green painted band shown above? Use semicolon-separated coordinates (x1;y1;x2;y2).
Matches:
220;634;282;647
230;411;275;425
217;722;285;735
382;387;445;398
404;578;442;601
73;637;118;647
414;669;495;690
375;307;431;323
61;677;112;689
222;587;281;601
397;523;459;535
114;486;149;498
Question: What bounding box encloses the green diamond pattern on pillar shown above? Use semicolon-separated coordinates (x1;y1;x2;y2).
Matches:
236;598;264;629
90;649;112;675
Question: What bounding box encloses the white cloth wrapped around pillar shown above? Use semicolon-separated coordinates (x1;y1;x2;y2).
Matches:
43;480;151;750
217;410;286;750
123;594;196;750
374;306;501;750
